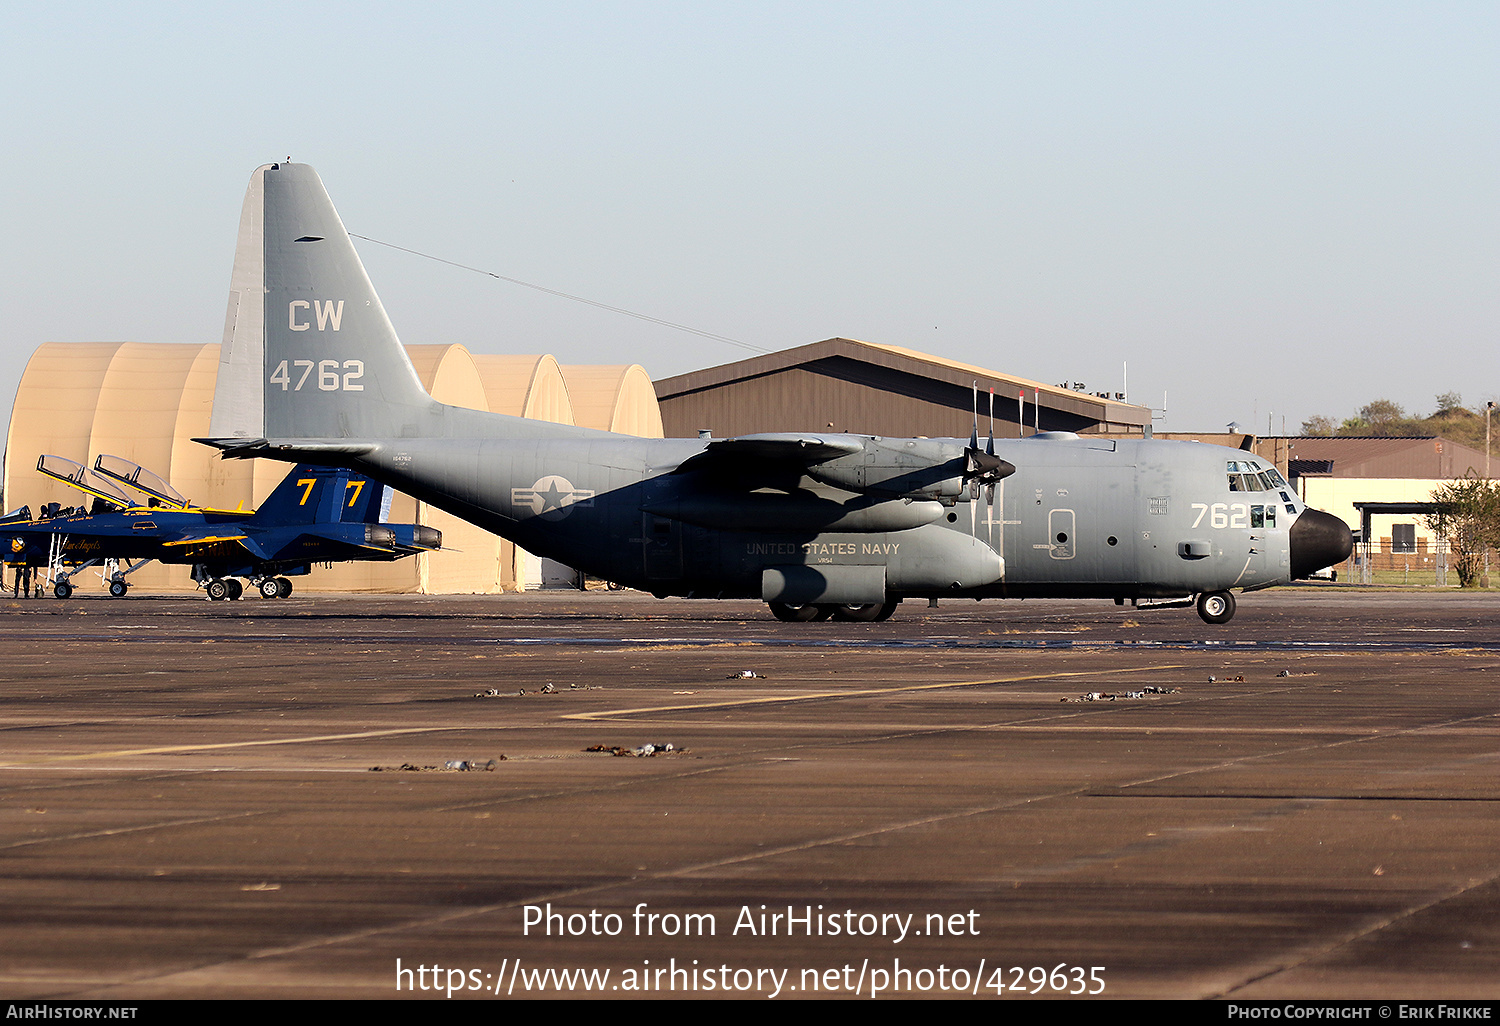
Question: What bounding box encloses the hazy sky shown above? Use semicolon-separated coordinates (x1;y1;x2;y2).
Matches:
2;1;1495;436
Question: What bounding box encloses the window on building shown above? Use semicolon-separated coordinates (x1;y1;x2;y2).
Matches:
1392;523;1416;554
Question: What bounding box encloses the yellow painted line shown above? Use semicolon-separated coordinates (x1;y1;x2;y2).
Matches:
0;726;455;767
562;664;1184;721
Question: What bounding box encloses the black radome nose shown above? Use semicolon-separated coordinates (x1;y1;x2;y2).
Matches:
1290;507;1354;579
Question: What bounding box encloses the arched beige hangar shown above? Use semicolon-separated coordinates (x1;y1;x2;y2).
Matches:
5;342;664;594
562;364;664;437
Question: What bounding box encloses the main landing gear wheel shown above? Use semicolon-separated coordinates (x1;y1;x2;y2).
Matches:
225;578;243;601
276;577;292;598
831;603;886;622
259;577;283;599
206;578;230;601
108;580;128;598
53;579;73;600
768;602;821;622
1197;590;1236;625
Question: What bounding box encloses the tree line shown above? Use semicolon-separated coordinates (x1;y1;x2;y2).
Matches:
1300;393;1492;451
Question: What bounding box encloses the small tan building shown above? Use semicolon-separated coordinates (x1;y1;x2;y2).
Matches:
1141;432;1492;576
1270;436;1489;565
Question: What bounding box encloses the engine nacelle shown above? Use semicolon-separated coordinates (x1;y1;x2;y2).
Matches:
384;524;443;551
644;493;945;533
806;438;970;500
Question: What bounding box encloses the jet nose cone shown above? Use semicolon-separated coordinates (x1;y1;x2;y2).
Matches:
1289;507;1353;579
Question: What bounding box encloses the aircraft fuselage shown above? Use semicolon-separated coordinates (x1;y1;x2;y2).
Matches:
336;431;1306;604
200;161;1354;624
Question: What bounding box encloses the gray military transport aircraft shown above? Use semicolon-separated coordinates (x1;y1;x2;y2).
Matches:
198;162;1352;624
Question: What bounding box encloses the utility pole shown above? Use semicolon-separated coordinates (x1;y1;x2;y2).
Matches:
1487;401;1494;480
1485;401;1494;588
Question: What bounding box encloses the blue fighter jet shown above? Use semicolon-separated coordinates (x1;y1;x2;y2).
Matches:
0;456;440;599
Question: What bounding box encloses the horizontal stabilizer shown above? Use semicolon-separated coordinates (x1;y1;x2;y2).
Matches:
194;438;379;461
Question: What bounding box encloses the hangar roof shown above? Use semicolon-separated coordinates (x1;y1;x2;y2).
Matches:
1261;436;1489;480
653;337;1151;435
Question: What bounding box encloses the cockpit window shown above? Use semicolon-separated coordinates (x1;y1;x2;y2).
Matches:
1251;504;1277;529
1226;461;1288;494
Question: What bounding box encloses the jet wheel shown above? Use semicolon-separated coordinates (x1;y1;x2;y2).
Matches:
53;579;73;600
768;602;821;623
1197;590;1236;625
206;579;230;601
259;578;282;599
108;580;128;598
225;578;243;601
276;577;292;598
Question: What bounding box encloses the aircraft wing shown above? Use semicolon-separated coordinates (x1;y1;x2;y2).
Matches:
673;433;865;474
158;529;256;558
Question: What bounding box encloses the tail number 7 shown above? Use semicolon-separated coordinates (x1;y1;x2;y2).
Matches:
270;360;365;391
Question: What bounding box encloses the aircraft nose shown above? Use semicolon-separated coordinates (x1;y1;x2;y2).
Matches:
1289;507;1353;579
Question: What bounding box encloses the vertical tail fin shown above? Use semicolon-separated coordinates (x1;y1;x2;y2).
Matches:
208;163;438;443
252;465;355;526
341;475;390;524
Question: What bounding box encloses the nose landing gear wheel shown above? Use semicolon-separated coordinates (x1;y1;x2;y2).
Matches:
108;580;128;598
1196;590;1236;624
53;580;73;600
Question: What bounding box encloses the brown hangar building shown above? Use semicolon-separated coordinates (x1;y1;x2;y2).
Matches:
653;338;1151;439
